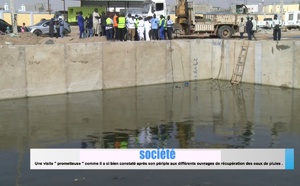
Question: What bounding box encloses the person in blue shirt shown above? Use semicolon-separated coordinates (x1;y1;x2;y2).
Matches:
77;11;84;39
150;14;159;40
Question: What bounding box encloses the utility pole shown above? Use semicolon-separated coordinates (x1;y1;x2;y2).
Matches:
9;0;17;33
62;0;66;20
280;0;284;22
48;0;50;14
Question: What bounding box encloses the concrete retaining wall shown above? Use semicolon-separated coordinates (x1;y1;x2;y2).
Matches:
0;40;299;100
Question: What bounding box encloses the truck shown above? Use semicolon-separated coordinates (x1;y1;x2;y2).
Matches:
175;1;249;39
141;0;167;18
283;11;300;30
121;0;167;18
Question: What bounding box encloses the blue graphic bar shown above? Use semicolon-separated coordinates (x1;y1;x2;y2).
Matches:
285;149;294;170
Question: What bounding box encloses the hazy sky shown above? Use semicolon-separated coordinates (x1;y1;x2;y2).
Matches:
0;0;296;11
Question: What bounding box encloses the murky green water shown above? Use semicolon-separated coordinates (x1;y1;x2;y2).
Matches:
0;80;299;186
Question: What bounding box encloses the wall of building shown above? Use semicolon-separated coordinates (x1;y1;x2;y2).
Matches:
2;12;54;26
263;4;299;14
0;40;299;100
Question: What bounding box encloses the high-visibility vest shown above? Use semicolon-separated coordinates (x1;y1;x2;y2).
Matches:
118;17;126;28
159;18;165;28
106;18;112;26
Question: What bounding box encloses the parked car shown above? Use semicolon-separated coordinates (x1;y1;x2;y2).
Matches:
257;18;274;29
27;19;71;36
0;19;29;33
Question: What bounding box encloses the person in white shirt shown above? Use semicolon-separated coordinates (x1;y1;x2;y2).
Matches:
126;14;136;41
239;17;245;39
166;15;174;40
137;16;145;40
273;14;281;41
144;17;151;41
92;8;100;36
251;17;257;41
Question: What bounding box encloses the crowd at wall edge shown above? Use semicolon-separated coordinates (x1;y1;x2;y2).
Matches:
75;8;174;41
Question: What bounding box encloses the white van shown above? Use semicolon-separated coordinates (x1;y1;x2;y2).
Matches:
284;11;300;30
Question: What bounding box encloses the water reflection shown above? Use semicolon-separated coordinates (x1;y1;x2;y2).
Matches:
1;80;300;185
0;80;300;151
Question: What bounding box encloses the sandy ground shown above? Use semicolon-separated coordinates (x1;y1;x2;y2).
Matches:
0;26;299;45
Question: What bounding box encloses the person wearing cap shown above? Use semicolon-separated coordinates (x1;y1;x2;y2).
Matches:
245;16;253;40
273;14;281;41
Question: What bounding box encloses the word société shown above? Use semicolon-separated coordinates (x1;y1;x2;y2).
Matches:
139;149;176;159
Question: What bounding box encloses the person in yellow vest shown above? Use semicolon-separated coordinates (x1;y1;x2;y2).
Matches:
117;13;126;41
113;13;119;40
105;14;113;40
159;15;166;40
135;15;139;40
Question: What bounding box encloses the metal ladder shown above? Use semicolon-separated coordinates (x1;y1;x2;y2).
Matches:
231;42;249;85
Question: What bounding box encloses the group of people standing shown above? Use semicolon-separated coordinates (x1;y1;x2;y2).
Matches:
239;16;257;40
76;8;174;41
238;14;281;41
48;16;66;38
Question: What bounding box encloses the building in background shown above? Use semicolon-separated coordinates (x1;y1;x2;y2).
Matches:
245;4;259;13
262;3;300;14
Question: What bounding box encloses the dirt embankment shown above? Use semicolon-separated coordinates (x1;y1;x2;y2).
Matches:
0;26;108;46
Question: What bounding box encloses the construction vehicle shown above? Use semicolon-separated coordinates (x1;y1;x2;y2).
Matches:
175;1;249;39
142;0;167;18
